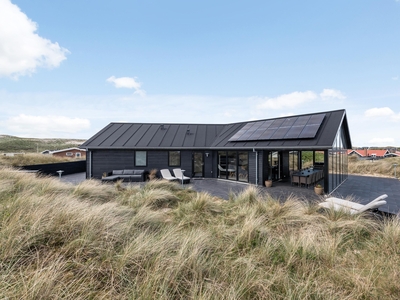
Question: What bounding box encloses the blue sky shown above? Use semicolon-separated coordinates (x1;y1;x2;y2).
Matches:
0;0;399;147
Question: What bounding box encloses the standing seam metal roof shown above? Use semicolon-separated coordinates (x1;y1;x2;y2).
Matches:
80;109;352;150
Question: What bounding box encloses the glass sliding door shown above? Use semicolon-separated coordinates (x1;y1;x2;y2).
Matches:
218;151;227;179
218;151;248;181
192;152;204;177
238;151;248;182
227;151;237;180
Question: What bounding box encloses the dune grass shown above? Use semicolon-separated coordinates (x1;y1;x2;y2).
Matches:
1;167;400;299
348;156;400;178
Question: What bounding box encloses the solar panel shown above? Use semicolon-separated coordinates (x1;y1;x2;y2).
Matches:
228;113;326;142
284;125;304;139
281;117;297;127
259;128;277;140
299;124;321;138
293;116;310;126
271;126;291;139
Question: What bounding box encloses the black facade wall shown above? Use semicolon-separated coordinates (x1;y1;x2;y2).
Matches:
22;160;86;176
248;150;263;185
281;151;290;181
204;152;213;178
90;149;214;179
92;149;135;178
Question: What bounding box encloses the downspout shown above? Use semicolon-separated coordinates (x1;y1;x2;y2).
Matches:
88;150;92;179
253;148;258;185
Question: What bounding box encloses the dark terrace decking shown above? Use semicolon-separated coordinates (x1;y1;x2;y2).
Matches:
60;173;400;216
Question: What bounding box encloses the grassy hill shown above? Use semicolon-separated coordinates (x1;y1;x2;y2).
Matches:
0;167;399;299
0;135;86;153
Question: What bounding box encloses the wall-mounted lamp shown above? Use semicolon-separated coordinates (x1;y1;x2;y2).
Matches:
205;152;210;157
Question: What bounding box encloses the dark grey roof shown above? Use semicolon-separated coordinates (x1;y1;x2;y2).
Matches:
81;109;352;150
81;123;226;149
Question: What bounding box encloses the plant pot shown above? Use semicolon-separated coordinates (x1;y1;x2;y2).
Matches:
265;180;273;187
314;186;324;195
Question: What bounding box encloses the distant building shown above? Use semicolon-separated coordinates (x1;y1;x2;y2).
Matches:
348;149;390;159
46;147;86;159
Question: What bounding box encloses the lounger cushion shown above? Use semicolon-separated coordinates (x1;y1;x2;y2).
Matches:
112;170;124;175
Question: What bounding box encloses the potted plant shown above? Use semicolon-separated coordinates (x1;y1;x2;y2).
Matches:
148;169;158;181
265;178;273;187
314;184;324;195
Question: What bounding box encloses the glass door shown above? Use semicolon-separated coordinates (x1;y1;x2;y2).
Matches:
269;151;281;181
192;152;204;177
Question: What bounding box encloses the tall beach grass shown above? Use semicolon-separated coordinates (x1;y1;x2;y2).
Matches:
1;167;400;299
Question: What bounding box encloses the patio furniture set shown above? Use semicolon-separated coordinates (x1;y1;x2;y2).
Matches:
291;168;324;188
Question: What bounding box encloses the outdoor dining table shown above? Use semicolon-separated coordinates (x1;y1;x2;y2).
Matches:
292;169;322;188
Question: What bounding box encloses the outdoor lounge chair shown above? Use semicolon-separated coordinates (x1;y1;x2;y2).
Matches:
173;168;191;184
318;194;388;214
160;169;178;181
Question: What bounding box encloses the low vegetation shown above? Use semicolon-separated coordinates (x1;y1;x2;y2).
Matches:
348;156;400;178
0;135;85;154
1;167;400;299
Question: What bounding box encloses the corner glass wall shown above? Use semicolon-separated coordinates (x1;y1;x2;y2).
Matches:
328;126;348;193
218;151;248;182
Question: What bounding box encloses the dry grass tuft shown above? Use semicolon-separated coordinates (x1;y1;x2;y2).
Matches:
1;166;400;299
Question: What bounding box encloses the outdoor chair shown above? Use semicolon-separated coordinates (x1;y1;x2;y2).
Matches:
299;175;307;187
160;169;178;181
173;168;191;184
318;194;388;214
291;174;300;186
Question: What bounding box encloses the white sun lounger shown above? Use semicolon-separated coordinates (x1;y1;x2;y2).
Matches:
173;168;191;184
160;169;178;181
319;194;387;214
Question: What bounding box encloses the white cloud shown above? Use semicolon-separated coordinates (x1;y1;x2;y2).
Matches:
4;114;90;137
365;107;395;118
0;0;69;79
257;91;318;110
106;76;146;96
320;89;346;100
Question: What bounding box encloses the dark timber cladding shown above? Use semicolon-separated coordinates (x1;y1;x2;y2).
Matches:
81;109;352;194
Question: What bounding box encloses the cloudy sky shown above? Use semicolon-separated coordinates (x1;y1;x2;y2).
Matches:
1;0;399;147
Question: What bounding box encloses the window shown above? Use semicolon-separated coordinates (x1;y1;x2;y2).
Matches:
75;152;81;158
66;152;73;157
169;151;180;166
135;151;147;166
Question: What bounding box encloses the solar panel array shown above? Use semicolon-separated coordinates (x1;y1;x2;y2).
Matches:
228;113;326;142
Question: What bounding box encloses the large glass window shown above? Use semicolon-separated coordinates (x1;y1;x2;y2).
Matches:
218;151;248;181
135;151;147;166
238;152;249;182
169;151;181;167
328;126;348;193
289;151;299;171
227;151;237;180
218;151;227;179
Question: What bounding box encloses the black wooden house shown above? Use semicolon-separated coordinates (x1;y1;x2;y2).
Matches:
80;109;352;193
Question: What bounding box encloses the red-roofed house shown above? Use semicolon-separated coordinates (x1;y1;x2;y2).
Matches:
348;149;389;159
